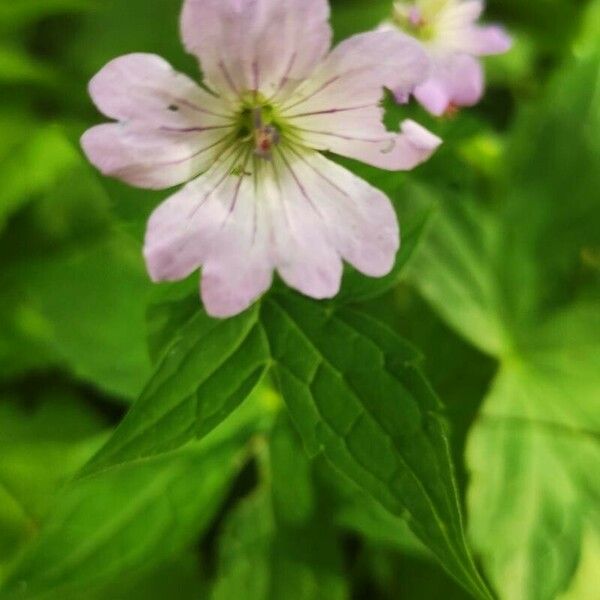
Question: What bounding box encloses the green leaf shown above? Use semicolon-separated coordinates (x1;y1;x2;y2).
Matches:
63;0;197;81
0;403;258;600
82;303;270;474
409;2;600;341
406;198;510;356
0;127;79;234
0;1;92;29
76;554;207;600
0;394;107;581
211;417;348;600
13;553;209;600
0;45;54;85
260;293;491;600
557;530;600;600
0;285;57;382
404;8;600;597
21;236;154;400
0;129;154;398
467;304;600;600
319;458;428;557
330;0;392;43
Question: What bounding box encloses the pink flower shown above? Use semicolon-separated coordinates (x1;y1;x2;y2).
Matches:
82;0;441;318
385;0;512;115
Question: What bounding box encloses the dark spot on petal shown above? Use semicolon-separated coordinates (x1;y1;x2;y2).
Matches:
167;104;179;112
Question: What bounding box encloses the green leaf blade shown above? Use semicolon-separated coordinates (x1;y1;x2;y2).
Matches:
82;304;270;476
211;416;348;600
261;293;491;600
1;419;255;600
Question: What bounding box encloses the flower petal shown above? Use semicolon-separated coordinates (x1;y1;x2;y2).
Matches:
282;31;438;170
435;1;511;56
414;53;483;115
437;0;484;29
181;0;331;99
82;53;236;189
267;152;344;298
200;172;273;318
81;122;233;189
143;145;254;282
280;150;400;278
295;117;441;171
459;25;512;55
88;53;229;125
144;146;273;318
283;31;429;115
144;144;402;316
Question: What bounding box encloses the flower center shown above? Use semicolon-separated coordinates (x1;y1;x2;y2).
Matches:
235;93;287;161
252;109;281;159
392;2;437;41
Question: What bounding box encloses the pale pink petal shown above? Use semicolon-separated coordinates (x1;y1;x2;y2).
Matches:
435;1;511;57
438;0;484;28
282;31;438;170
88;53;229;125
144;146;273;318
82;53;234;189
281;150;400;277
393;88;411;104
297;117;441;171
283;31;429;115
200;168;273;318
145;144;403;316
143;145;252;281
181;0;331;99
414;54;483;115
460;25;512;55
413;76;450;116
268;153;344;298
81;123;233;189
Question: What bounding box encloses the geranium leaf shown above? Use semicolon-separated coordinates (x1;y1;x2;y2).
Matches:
211;417;347;600
82;303;270;475
260;293;492;600
0;406;258;600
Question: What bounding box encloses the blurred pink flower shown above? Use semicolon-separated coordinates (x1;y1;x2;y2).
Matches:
82;0;441;318
384;0;512;115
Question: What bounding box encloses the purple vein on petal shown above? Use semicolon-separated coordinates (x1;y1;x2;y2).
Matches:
250;157;259;246
218;60;240;96
185;144;247;220
280;76;341;112
252;60;261;94
158;125;233;133
158;133;234;168
173;97;232;119
286;145;350;198
269;153;293;237
297;128;392;143
285;104;376;119
224;149;252;225
270;52;298;100
277;147;325;221
171;145;246;256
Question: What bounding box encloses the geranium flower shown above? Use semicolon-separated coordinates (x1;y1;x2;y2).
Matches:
82;0;441;318
384;0;511;115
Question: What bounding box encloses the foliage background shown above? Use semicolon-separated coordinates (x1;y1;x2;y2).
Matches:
0;0;599;599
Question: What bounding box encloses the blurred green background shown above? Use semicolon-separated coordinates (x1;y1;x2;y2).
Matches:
0;0;599;599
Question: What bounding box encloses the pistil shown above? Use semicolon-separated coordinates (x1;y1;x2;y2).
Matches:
252;107;280;159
